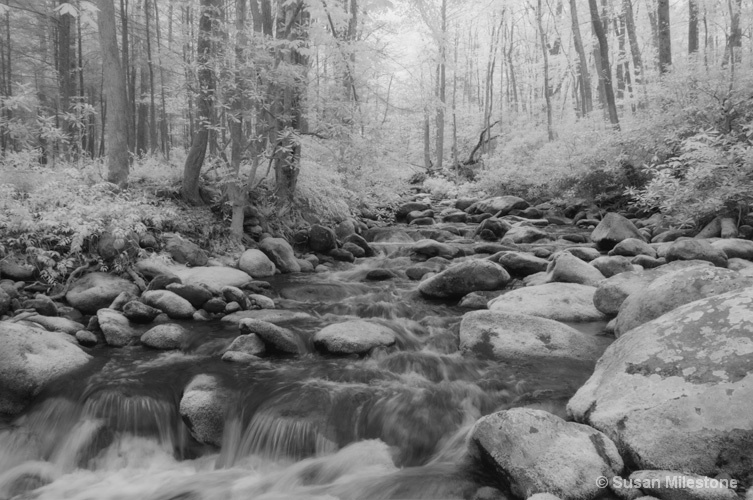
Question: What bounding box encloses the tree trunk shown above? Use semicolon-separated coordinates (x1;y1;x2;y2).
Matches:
154;0;170;158
434;0;446;171
723;0;742;65
570;0;592;116
622;0;642;83
688;0;699;54
229;0;248;238
181;0;220;205
145;0;157;153
58;0;74;158
423;110;431;171
588;0;620;129
537;0;554;140
98;0;130;187
120;0;135;154
657;0;671;73
271;0;308;202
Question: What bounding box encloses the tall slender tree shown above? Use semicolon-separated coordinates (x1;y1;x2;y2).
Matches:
570;0;592;116
98;0;130;187
588;0;619;129
657;0;671;73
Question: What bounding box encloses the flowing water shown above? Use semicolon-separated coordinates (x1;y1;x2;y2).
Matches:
0;240;608;500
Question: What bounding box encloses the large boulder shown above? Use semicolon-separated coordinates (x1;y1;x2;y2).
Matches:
488;283;606;322
0;260;35;281
591;213;644;250
470;408;623;500
568;287;753;481
0;322;92;415
460;310;611;362
609;238;657;258
592;260;713;316
141;290;196;319
396;202;430;221
0;287;10;316
66;272;140;314
309;225;338;253
665;238;728;267
418;260;510;299
313;320;397;355
140;323;189;350
223;334;266;358
474;218;511;240
238;249;276;278
122;300;161;324
179;374;231;447
546;253;605;287
260;237;301;273
613;266;753;336
166;282;213;308
468;196;529;216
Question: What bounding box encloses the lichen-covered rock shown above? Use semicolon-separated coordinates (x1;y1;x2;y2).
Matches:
488;283;606;322
591;213;644;251
313;320;397;355
469;408;623;500
238;249;277;278
418;260;510;299
66;272;140;314
140;323;189;350
614;266;753;336
179;375;231;446
141;290;196;319
0;322;92;415
460;310;611;362
260;237;301;273
568;287;753;481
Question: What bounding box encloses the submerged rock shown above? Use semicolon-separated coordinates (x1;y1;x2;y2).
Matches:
469;408;623;500
313;320;397;355
179;375;231;447
239;318;301;354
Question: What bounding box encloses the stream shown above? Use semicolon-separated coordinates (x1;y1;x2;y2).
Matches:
0;228;609;500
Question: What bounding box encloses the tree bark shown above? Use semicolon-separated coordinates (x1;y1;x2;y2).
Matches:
570;0;592;116
98;0;130;187
434;0;446;170
229;0;248;238
688;0;699;54
58;0;74;157
588;0;620;129
181;0;220;205
537;0;554;140
657;0;671;73
145;0;157;153
723;0;742;65
622;0;642;83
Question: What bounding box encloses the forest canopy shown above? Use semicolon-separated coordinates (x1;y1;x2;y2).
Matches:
0;0;752;243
